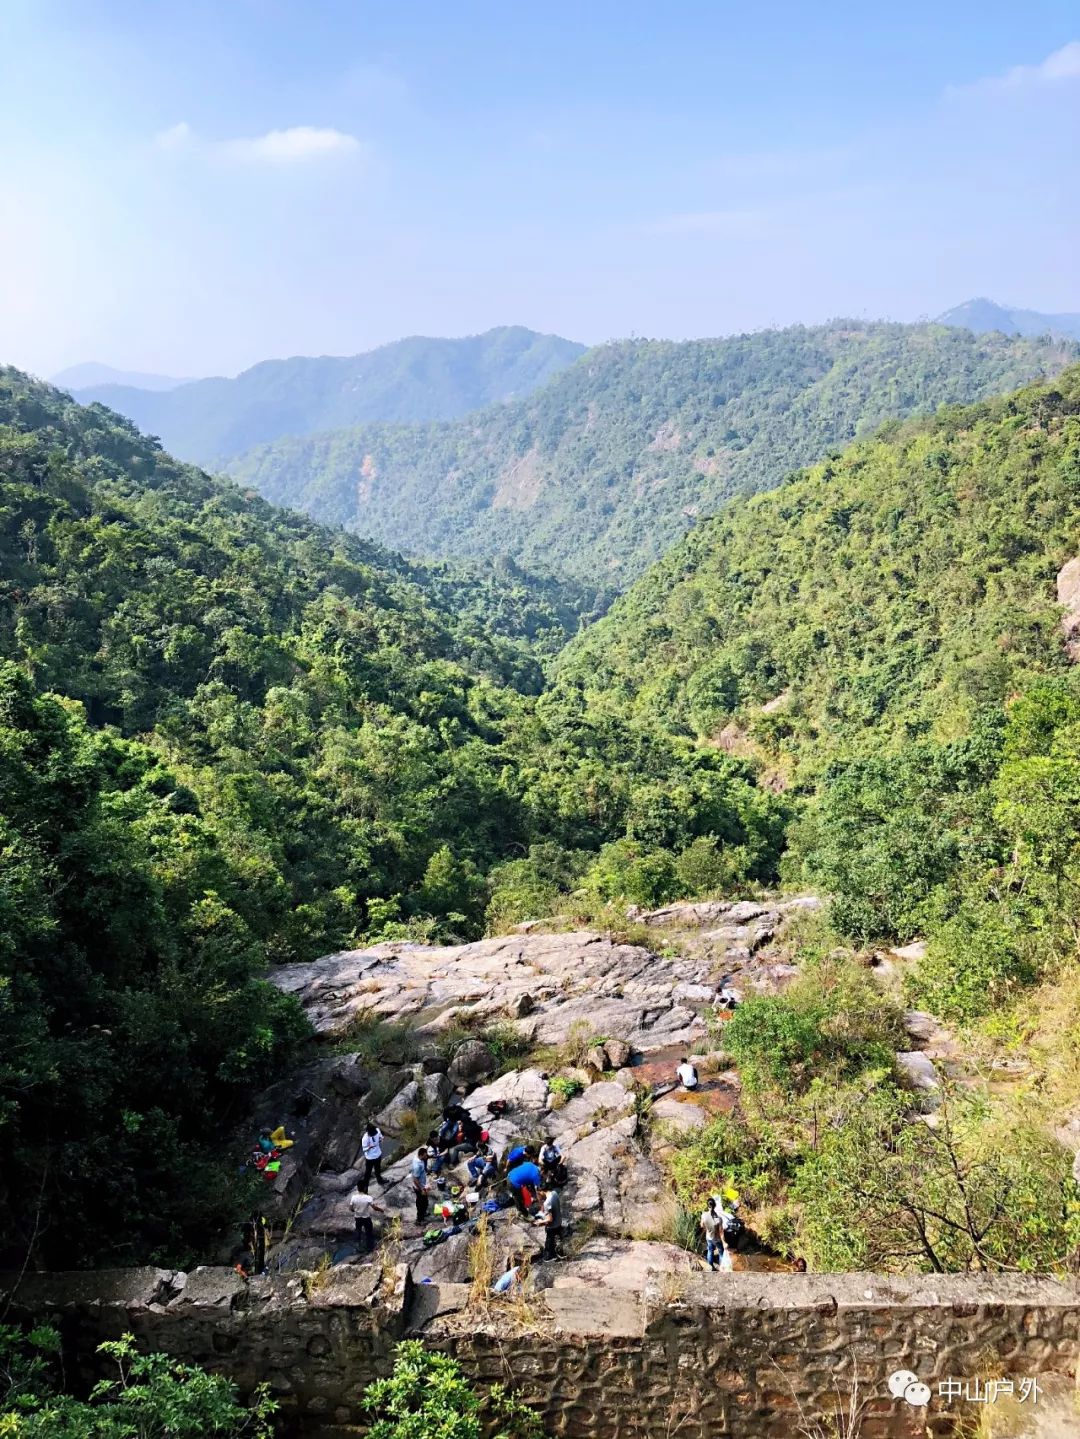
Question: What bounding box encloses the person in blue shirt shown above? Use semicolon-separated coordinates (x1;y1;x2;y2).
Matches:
410;1148;431;1225
506;1159;542;1214
506;1142;531;1167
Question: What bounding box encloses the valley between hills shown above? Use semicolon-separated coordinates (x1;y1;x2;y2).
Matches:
6;321;1080;1436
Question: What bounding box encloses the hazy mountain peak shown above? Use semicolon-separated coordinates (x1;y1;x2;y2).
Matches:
51;361;194;392
70;327;585;466
938;298;1080;342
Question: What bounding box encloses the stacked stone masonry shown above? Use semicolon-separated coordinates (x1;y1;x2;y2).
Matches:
3;1267;1080;1437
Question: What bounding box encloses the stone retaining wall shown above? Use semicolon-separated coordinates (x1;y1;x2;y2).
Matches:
3;1268;1079;1437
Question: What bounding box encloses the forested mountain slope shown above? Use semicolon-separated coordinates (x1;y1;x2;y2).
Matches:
70;326;584;468
553;367;1080;1026
0;367;782;1268
555;367;1080;775
227;322;1076;586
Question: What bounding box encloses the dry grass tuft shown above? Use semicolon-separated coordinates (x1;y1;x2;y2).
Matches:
467;1214;497;1309
377;1216;403;1295
300;1250;332;1299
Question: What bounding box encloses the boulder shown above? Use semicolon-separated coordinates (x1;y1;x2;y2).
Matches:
725;900;770;923
889;940;928;963
319;1113;364;1175
583;1046;609;1076
672;983;715;1003
651;1097;709;1134
466;1068;550;1115
421;1071;453;1109
448;1040;495;1084
603;1038;632;1069
777;895;823;914
408;1232;474;1285
895;1051;941;1094
632;900;731;927
375;1079;420;1132
312;1168;361;1194
902;1011;939;1044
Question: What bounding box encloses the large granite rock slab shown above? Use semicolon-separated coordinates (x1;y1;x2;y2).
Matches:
271;932;718;1055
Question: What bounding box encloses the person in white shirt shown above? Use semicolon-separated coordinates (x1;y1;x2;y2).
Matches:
699;1198;726;1272
676;1058;699;1090
348;1185;385;1254
361;1123;384;1186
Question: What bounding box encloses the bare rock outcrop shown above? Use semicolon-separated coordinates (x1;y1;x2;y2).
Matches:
271;931;717;1055
1058;557;1080;660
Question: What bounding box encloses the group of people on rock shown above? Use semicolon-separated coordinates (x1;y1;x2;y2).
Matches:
344;1100;571;1264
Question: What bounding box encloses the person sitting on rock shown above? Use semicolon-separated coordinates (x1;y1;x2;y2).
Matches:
425;1129;451;1177
676;1058;699;1091
467;1141;499;1188
538;1137;567;1187
361;1122;384;1186
458;1112;483;1151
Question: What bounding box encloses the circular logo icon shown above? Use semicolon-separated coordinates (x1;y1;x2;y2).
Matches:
888;1370;919;1398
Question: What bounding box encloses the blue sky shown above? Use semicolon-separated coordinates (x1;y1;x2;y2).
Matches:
1;0;1077;376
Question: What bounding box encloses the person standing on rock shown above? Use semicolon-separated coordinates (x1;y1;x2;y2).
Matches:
411;1147;432;1225
700;1197;726;1272
349;1184;384;1254
361;1122;384;1187
534;1186;564;1261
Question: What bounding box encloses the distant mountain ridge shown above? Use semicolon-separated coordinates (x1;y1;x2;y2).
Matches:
937;297;1080;342
73;326;585;468
53;361;193;391
225;321;1078;587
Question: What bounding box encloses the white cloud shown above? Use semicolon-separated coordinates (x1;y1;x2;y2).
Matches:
221;126;362;163
950;40;1080;96
154;121;195;151
153;122;363;163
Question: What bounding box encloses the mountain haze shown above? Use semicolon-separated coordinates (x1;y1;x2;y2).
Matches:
73;326;585;468
937;298;1080;343
228;321;1077;586
53;361;193;391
